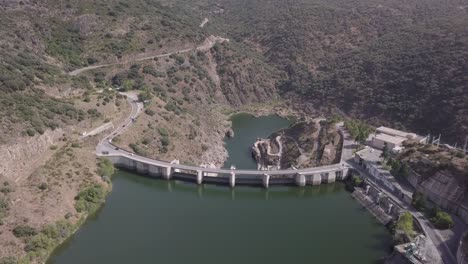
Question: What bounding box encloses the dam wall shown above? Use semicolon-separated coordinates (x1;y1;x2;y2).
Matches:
105;154;350;188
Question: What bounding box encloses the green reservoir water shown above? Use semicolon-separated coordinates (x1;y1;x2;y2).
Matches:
48;114;392;264
223;113;291;169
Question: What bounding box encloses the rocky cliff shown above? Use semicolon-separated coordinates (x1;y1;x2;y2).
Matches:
251;120;342;170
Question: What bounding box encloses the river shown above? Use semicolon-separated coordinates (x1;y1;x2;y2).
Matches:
48;113;392;264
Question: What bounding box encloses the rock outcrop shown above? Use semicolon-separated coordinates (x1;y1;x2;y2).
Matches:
251;120;342;170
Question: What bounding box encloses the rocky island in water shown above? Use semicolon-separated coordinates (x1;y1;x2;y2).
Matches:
251;120;342;170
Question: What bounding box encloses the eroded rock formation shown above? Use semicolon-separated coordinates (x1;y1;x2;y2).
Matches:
251;120;342;170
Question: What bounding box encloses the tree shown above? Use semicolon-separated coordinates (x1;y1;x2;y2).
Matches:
399;162;409;178
412;192;426;211
381;143;390;160
345;120;373;144
396;211;414;236
138;87;153;102
431;211;453;229
352;175;363;187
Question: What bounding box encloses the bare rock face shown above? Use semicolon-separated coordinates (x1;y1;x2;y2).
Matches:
251;120;342;170
225;128;235;138
0;129;63;182
251;138;281;170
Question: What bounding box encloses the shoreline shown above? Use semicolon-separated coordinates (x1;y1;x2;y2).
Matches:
39;184;112;264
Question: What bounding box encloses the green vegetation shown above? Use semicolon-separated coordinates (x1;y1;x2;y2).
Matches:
0;256;17;264
396;212;414;236
381;143;390;160
12;225;37;238
129;143;147;156
21;220;75;263
158;128;169;137
411;192;426;211
145;109;155;116
0;196;9;225
74;185;106;213
388;159;409;179
213;0;468;143
45;19;84;67
97;159;115;178
345;120;373;144
351;175;363;187
431;211;454;230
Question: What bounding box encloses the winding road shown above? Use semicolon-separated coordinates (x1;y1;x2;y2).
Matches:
69;36;228;76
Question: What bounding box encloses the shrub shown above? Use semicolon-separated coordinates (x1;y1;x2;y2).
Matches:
145;109;155;116
175;55;185;65
87;57;98;65
0;186;12;194
160;136;170;147
0;256;17;264
0;196;9;222
431;212;453;229
26;129;35;137
74;185;106;213
165;102;177;112
158;128;168;137
97;159;114;178
13;225;37;238
129;143;146;156
396;212;414;236
351;175;363;187
412;192;426;211
24;233;51;252
41;220;73;241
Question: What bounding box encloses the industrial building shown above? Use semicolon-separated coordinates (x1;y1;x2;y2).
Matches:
371;126;426;152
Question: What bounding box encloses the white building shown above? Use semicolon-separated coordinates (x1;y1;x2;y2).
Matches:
355;147;396;191
371;126;426;152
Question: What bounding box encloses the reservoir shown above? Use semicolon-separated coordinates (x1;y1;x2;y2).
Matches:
48;114;392;264
223;113;291;169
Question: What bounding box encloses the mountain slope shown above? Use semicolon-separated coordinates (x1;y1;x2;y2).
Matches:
198;0;468;142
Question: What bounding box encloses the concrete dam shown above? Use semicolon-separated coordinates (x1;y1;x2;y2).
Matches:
104;151;350;188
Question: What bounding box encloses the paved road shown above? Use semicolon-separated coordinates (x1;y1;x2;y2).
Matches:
353;164;456;264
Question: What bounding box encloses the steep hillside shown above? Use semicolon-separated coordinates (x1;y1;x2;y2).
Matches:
0;4;280;261
197;0;468;143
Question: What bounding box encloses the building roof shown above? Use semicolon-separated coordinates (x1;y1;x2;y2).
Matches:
374;133;407;145
376;126;420;139
356;147;382;163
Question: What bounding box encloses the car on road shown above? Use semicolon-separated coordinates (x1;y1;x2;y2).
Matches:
115;147;119;150
102;151;109;155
